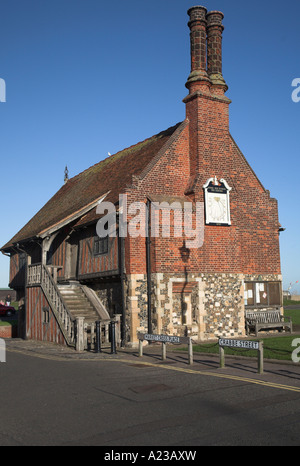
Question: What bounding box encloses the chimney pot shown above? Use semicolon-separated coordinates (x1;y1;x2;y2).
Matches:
206;10;227;90
186;6;210;90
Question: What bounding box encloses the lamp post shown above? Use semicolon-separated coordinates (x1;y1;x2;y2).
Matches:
179;240;191;264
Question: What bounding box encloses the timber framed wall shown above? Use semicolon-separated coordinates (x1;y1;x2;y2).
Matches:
26;286;66;345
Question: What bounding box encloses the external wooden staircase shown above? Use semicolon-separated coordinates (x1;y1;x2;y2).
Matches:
27;264;114;350
58;282;110;323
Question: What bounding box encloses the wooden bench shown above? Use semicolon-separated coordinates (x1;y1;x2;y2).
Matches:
245;309;293;337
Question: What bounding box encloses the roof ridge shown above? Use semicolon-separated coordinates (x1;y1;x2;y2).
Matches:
1;122;182;251
69;122;182;183
137;120;187;182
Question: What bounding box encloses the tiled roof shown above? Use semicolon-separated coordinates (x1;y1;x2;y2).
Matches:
2;123;182;251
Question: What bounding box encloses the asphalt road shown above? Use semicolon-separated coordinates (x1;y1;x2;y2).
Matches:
1;345;300;448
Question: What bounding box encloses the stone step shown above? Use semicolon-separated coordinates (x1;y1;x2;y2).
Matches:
66;303;92;309
58;284;101;322
71;311;96;318
62;299;94;307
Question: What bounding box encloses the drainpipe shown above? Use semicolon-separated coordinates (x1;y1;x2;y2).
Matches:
13;244;30;340
117;210;126;347
146;200;152;335
119;234;126;347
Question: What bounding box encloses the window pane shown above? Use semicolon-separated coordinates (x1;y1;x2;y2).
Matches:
257;282;268;305
19;253;26;270
245;282;254;306
94;237;108;255
269;282;281;305
245;281;281;307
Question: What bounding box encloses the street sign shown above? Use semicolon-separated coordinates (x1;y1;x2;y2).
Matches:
142;333;188;344
219;338;259;351
137;333;193;365
218;338;263;374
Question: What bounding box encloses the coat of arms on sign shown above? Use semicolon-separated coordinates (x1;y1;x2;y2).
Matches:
203;177;232;226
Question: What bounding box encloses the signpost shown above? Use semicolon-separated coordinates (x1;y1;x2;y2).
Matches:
219;338;264;374
138;333;193;366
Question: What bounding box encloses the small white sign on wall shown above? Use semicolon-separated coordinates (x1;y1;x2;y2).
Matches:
203;177;232;226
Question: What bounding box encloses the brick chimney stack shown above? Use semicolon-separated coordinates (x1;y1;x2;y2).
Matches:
185;6;227;93
206;10;227;92
183;6;231;194
186;6;210;92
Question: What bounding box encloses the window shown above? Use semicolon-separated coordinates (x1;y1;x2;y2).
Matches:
43;307;50;324
244;282;281;307
93;236;108;256
19;253;26;270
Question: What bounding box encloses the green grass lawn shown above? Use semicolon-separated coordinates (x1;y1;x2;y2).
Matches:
0;302;18;327
177;307;300;362
188;334;300;362
283;299;300;306
285;308;300;325
0;320;18;327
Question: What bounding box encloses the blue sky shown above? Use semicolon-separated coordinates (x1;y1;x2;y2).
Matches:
0;0;299;293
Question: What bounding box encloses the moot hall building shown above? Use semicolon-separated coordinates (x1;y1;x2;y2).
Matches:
1;6;283;348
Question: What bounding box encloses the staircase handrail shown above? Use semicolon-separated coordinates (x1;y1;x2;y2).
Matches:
40;264;76;347
80;285;111;321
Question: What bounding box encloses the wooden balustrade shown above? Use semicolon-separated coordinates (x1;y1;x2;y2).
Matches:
27;263;42;286
27;264;121;352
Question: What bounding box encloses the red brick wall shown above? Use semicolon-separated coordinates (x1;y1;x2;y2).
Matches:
124;88;281;276
124;122;191;274
0;325;18;339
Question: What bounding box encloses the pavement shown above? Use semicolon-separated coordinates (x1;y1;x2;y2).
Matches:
3;334;300;446
4;337;300;393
